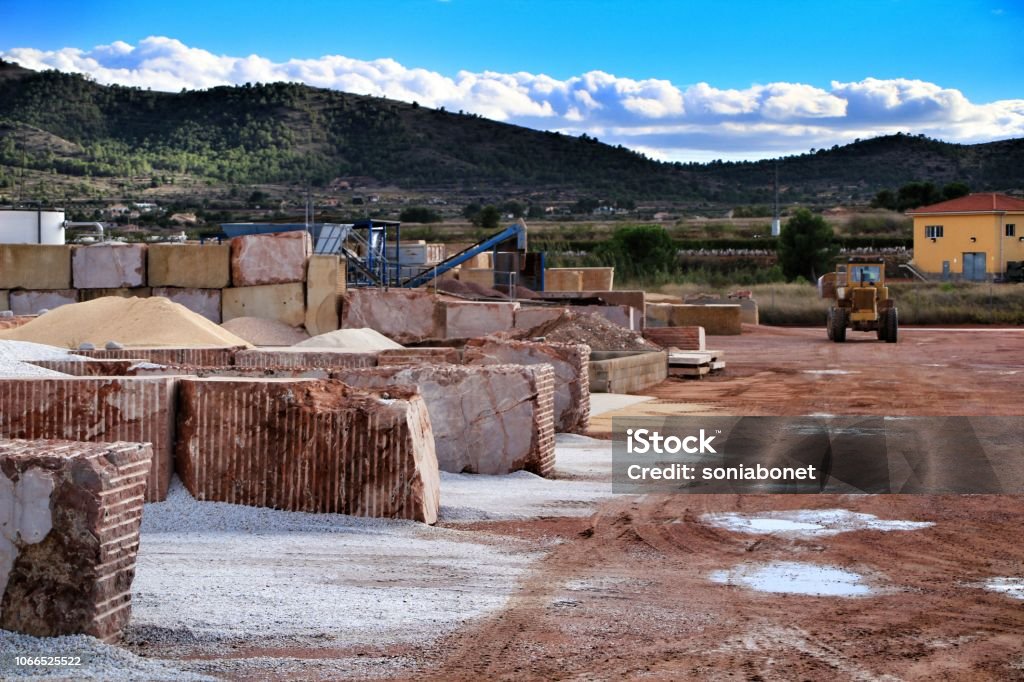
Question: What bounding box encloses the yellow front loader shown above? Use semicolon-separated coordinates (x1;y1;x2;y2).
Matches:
817;260;898;343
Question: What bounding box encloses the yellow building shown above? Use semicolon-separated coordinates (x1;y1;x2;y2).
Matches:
908;193;1024;280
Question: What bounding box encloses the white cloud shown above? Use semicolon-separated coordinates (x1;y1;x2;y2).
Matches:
2;36;1022;162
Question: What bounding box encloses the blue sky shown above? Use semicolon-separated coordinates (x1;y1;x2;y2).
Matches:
1;0;1022;161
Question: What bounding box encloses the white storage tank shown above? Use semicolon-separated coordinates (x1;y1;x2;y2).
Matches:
0;209;66;244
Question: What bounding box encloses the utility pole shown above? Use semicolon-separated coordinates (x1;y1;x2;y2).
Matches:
771;160;781;237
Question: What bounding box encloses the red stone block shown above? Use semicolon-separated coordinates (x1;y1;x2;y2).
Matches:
0;377;177;502
0;439;151;642
175;379;439;523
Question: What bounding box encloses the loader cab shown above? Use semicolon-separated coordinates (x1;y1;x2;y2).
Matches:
849;263;883;286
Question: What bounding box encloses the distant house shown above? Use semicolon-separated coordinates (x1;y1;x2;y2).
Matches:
907;193;1024;280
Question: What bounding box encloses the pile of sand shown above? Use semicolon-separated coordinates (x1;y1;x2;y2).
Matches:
222;317;310;346
294;328;403;351
0;297;251;349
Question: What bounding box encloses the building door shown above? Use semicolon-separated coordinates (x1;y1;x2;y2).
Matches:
942;261;950;281
962;252;987;281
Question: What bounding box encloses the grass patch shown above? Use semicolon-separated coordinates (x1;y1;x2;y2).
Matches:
647;282;1024;325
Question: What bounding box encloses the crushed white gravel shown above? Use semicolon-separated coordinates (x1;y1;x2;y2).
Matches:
1;434;615;680
0;340;79;377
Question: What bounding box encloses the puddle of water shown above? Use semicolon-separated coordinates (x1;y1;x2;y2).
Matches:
802;369;859;375
980;577;1024;600
702;509;934;537
710;561;872;597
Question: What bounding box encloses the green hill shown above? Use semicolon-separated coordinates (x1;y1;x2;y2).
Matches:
1;59;1022;205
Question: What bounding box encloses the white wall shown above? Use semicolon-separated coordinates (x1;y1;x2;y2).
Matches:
0;210;66;244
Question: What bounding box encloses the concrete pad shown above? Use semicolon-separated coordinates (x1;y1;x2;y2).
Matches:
0;376;178;502
588;393;655;417
0;439;151;642
147;243;231;289
9;289;77;315
444;300;519;339
305;255;341;336
175;379;440;523
222;282;305;327
0;244;73;290
230;231;311;287
72;243;147;289
151;287;221;323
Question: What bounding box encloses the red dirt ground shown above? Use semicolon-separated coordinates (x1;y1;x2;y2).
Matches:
414;326;1024;681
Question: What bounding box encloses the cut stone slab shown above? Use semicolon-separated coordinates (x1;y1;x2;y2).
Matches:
128;365;331;379
28;359;140;376
377;347;463;366
151;287;222;323
0;245;73;290
175;379;440;523
341;288;444;344
74;346;242;366
147;243;231;289
0;377;178;502
644;326;706;351
0;438;151;642
305;254;342;336
230;230;311;287
72;244;147;289
9;289;78;315
234;348;378;369
444;300;519;339
222;282;305;327
645;303;742;335
464;337;590;434
514;306;567;330
333;364;556;476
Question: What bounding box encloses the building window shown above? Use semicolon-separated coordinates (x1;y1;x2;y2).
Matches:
925;225;944;239
1007;224;1016;237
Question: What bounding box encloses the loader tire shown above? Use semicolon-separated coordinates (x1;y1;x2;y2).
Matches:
884;307;898;343
829;306;847;342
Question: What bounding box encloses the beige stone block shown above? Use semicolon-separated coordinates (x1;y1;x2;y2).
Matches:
334;364;556;476
579;267;614;291
544;269;583;292
72;244;147;289
230;231;311;286
305;255;341;336
222;283;305;327
9;289;78;315
151;287;222;323
0;244;73;290
444;300;519;339
78;288;151;302
148;243;231;289
645;304;742;335
341;288;443;344
459;268;495;289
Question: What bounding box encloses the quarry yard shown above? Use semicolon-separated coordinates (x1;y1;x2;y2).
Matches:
4;325;1019;680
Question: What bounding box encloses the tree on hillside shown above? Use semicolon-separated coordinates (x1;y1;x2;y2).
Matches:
941;181;970;201
472;205;501;229
399;206;442;223
776;208;838;281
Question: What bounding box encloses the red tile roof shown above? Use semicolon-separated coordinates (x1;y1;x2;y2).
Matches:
907;193;1024;214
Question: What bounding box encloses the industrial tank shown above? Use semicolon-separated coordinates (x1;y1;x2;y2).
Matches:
0;209;66;244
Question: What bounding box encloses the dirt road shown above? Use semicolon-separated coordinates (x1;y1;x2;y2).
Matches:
419;327;1024;680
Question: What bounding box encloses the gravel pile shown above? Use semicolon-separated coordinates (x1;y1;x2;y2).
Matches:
0;631;213;681
220;317;310;346
0;340;78;377
522;310;659;351
293;328;402;351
